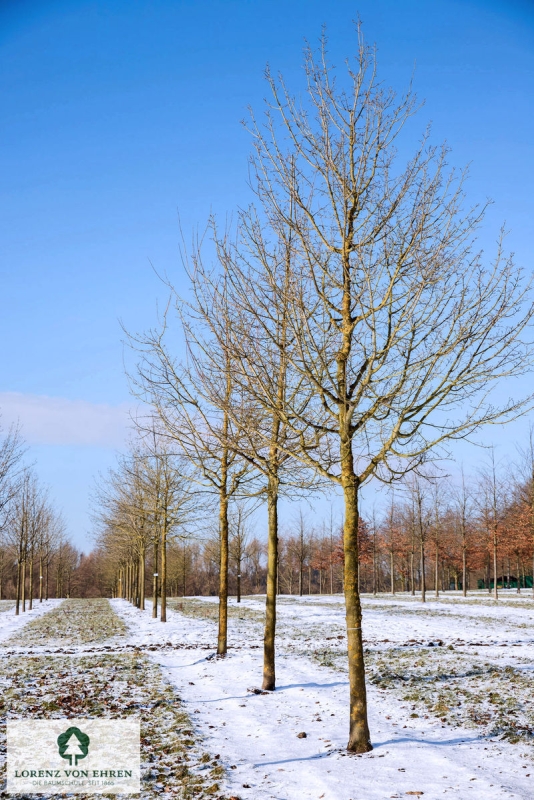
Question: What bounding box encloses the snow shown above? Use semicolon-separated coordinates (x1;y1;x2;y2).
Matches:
112;592;534;799
0;599;62;644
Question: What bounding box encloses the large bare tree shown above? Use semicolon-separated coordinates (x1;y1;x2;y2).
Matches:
243;28;534;751
189;223;329;689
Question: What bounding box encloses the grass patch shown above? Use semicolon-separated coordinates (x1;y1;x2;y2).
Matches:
0;599;233;798
167;597;263;625
5;599;128;646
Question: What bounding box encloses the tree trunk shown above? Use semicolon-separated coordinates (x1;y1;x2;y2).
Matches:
462;540;467;597
434;543;439;599
161;522;167;623
372;534;377;596
262;475;279;690
139;548;145;610
152;544;158;618
390;551;395;595
39;556;43;603
330;558;334;595
531;466;534;596
29;557;33;610
15;560;21;615
342;465;372;753
493;532;498;601
217;488;229;654
22;560;26;612
182;544;187;597
420;538;426;603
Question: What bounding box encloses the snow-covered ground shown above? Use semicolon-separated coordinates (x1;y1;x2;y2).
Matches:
0;598;62;643
0;599;224;799
112;592;534;799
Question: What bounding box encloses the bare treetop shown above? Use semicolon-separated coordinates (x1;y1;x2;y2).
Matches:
247;28;534;486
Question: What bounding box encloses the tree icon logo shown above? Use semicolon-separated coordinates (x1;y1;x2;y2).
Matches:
57;727;90;766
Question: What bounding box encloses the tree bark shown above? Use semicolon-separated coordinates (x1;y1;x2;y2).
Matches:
342;464;372;753
15;560;21;615
462;539;467;598
161;521;167;623
152;544;158;618
22;560;26;612
493;531;498;601
29;556;33;610
217;488;229;654
434;543;439;599
420;538;426;604
262;474;279;690
139;548;145;610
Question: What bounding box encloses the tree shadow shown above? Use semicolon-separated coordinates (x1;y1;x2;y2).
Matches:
276;681;347;691
374;733;483;748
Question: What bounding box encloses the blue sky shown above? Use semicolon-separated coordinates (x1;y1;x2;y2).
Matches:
1;0;533;548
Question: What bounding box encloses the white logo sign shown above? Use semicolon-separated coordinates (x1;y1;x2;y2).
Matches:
7;719;140;794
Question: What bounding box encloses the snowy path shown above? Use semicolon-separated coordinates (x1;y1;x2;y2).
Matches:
0;598;62;643
0;599;225;799
113;594;534;799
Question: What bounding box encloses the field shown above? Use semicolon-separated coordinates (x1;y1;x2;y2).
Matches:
2;593;534;799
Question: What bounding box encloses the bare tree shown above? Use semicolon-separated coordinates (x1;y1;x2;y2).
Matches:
228;501;254;603
430;482;448;599
93;452;151;609
409;477;433;603
454;468;473;598
127;288;250;654
93;432;195;620
187;222;328;690
135;431;195;622
515;427;534;599
8;469;39;614
0;421;25;535
477;449;507;601
287;510;311;598
244;27;534;751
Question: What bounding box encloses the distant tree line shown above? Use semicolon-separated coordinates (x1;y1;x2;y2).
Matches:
0;420;83;606
88;440;534;604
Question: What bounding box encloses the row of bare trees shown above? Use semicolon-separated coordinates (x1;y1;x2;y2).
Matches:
359;451;534;599
91;430;196;620
100;25;534;752
91;443;534;605
0;420;74;608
